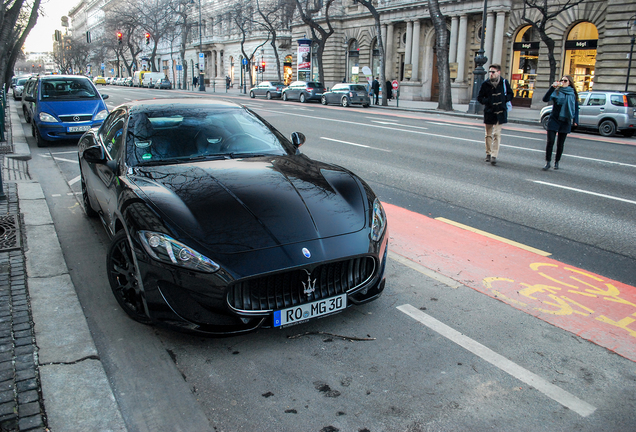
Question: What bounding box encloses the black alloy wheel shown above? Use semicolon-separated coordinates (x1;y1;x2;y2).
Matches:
107;231;151;324
598;119;616;137
80;173;98;218
33;124;48;147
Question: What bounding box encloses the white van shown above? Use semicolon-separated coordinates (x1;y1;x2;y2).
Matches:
132;71;144;87
142;72;165;88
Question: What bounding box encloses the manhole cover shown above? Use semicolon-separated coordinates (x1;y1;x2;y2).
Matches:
0;215;21;251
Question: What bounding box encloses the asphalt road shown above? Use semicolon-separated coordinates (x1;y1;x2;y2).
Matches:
17;86;636;431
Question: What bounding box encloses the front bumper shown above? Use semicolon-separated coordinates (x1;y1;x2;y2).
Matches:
132;228;388;335
37;121;104;141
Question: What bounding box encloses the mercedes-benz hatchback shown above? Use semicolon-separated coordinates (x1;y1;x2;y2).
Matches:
25;75;109;147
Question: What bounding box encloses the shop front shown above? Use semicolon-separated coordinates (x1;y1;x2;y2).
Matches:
563;22;598;92
510;26;539;108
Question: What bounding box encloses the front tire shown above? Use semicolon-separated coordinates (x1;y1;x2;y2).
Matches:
341;97;349;107
266;92;272;100
282;92;288;101
250;91;255;98
321;95;328;105
107;231;151;324
599;120;616;137
541;115;549;131
34;124;48;147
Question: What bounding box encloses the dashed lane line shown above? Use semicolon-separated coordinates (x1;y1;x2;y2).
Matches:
397;304;597;418
532;180;636;205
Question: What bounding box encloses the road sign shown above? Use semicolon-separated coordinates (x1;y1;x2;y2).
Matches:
176;64;182;71
199;53;204;71
392;80;399;90
101;63;105;70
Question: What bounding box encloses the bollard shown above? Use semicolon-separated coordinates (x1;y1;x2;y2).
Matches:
0;88;5;142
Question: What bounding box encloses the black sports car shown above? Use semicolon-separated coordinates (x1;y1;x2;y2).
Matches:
78;99;388;335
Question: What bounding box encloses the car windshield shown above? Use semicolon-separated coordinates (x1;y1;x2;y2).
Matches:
17;78;28;86
127;107;291;166
41;78;98;100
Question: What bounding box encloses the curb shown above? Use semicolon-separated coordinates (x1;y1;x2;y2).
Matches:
6;101;127;431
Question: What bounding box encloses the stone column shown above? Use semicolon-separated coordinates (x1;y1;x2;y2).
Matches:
210;50;217;78
411;20;421;81
385;23;394;80
404;21;413;66
456;15;468;83
491;11;506;65
449;16;459;63
484;12;495;68
216;50;223;78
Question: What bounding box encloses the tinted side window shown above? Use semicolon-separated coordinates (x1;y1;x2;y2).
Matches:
587;94;606;106
610;95;624;107
100;109;126;159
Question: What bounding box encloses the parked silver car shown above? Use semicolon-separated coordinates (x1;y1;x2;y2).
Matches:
281;81;324;103
321;83;371;107
249;81;286;99
541;90;636;137
12;77;30;100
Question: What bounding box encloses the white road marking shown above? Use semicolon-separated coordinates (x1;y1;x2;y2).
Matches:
532;180;636;205
50;150;78;155
320;137;392;152
397;304;597;417
427;121;480;130
69;175;81;186
371;120;428;130
49;156;79;165
389;252;462;288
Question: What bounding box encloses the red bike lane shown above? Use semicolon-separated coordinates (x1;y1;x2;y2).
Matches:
384;202;636;362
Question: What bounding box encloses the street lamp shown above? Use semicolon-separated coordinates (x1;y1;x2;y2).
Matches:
467;0;489;114
198;0;205;91
626;15;636;92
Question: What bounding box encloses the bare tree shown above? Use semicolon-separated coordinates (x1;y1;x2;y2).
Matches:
428;0;452;110
168;0;196;88
233;2;270;89
255;0;295;82
294;0;336;86
521;0;585;84
353;0;387;106
1;0;42;89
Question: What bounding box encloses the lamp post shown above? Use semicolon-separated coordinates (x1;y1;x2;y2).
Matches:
626;15;636;92
467;0;489;114
198;0;205;91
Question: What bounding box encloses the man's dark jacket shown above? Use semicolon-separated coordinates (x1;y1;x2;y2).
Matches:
477;78;513;125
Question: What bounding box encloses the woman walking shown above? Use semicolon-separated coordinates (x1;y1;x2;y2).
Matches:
542;75;579;170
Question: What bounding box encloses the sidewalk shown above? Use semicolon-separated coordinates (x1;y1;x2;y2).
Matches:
0;88;540;431
0;99;126;431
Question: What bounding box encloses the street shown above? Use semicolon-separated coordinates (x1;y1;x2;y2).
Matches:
17;86;636;431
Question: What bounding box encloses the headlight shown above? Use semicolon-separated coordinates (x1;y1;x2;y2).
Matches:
371;198;386;242
138;230;220;273
94;109;108;121
39;112;57;123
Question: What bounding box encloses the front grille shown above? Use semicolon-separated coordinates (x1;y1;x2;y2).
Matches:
59;115;92;122
228;257;376;313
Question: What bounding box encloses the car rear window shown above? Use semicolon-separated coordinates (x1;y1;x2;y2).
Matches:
41;78;98;100
307;82;323;88
17;78;28;85
625;95;636;107
351;85;367;92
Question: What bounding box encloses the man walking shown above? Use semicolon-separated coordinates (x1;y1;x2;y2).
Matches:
477;64;512;166
372;77;380;105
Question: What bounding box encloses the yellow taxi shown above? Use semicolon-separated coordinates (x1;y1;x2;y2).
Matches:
93;76;107;85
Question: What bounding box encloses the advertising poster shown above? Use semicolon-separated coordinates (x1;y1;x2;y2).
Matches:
298;40;311;71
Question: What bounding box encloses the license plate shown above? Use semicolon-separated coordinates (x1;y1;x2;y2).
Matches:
68;125;91;132
273;294;347;327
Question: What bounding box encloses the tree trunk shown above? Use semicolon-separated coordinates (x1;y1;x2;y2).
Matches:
428;0;453;110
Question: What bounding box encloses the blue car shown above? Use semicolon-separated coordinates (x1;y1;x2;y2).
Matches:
24;75;109;147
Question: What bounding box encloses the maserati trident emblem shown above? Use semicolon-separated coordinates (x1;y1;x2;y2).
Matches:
302;247;311;258
302;271;316;295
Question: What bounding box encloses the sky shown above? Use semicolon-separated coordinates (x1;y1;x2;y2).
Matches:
24;0;81;52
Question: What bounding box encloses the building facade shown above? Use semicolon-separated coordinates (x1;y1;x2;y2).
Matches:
68;0;636;108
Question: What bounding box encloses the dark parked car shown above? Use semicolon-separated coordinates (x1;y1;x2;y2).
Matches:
21;76;39;123
321;83;371;107
78;99;388;335
249;81;286;99
154;78;172;89
24;75;109;147
282;81;324;103
540;90;636;137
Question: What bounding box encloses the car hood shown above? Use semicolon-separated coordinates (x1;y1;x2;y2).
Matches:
38;99;105;118
129;156;367;253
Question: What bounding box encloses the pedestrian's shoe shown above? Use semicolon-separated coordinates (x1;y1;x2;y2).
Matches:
485;154;491;162
491;157;497;166
542;162;551;171
554;161;559;170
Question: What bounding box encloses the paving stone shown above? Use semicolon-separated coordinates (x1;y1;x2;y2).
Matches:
12;323;29;332
17;390;38;405
0;390;14;404
18;413;44;430
15;369;35;383
0;401;16;416
14;355;34;371
16;379;37;393
0;414;18;431
18;401;40;418
0;361;13;373
0;351;12;363
0;369;12;383
13;330;30;340
14;338;32;348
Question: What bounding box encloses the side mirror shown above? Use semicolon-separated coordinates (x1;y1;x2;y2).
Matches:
291;132;306;148
82;144;107;164
101;94;109;100
24;95;35;102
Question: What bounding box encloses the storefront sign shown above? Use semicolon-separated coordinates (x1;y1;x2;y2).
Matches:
449;62;458;79
297;38;311;71
513;42;540;51
565;39;598;50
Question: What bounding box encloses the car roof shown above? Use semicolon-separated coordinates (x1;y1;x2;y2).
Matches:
125;98;243;113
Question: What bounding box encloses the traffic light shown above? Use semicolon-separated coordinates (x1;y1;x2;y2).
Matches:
261;60;265;72
54;30;61;42
145;33;150;45
117;31;122;44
